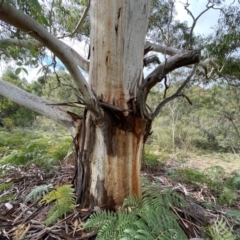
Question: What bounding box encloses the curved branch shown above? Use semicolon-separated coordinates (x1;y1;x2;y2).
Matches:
143;54;161;66
136;49;200;119
145;41;221;77
0;38;90;72
0;3;99;116
66;0;90;38
151;65;197;119
0;79;76;129
143;49;200;91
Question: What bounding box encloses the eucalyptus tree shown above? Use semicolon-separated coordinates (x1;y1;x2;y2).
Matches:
0;0;238;208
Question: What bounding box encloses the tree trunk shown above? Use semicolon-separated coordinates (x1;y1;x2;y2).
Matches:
75;0;151;209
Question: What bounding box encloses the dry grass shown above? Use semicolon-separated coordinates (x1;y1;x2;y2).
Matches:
164;151;240;174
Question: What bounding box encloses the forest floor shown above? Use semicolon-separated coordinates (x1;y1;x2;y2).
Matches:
0;128;240;239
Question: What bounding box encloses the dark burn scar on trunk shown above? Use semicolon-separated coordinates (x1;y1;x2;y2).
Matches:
100;109;148;157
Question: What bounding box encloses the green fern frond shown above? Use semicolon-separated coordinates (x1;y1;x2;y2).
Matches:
45;205;62;226
41;184;75;226
83;210;117;232
226;210;240;220
122;194;142;209
207;217;236;240
142;188;188;210
126;204;187;240
25;184;54;203
0;182;13;192
84;191;188;240
229;176;240;190
83;210;138;239
0;194;15;203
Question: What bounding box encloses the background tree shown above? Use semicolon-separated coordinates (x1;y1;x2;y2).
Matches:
0;0;239;209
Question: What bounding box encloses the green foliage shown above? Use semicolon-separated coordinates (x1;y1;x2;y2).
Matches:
3;117;14;131
170;166;239;206
25;184;54;203
0;182;14;203
206;217;236;240
226;170;240;190
147;84;240;154
41;184;75;226
143;148;161;169
218;187;237;206
0;182;13;192
0;129;72;170
172;168;212;188
226;210;240;221
84;211;138;240
83;189;188;240
0;69;37;128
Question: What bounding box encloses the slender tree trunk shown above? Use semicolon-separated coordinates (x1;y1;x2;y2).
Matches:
75;0;151;209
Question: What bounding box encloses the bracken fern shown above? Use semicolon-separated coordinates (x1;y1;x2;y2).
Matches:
83;189;188;240
206;217;236;240
40;184;75;226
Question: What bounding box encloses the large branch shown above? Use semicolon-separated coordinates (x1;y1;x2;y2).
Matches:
0;38;90;72
144;41;221;76
144;49;200;90
0;79;77;130
0;3;99;116
136;49;200;119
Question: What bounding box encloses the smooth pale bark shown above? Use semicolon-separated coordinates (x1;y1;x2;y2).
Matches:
75;0;152;208
89;0;151;105
0;79;77;131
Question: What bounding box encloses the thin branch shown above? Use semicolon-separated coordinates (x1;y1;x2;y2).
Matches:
66;0;90;38
183;1;214;48
136;49;200;119
163;76;169;99
151;65;197;119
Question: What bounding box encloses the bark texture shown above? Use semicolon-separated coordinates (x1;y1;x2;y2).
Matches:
75;0;151;209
